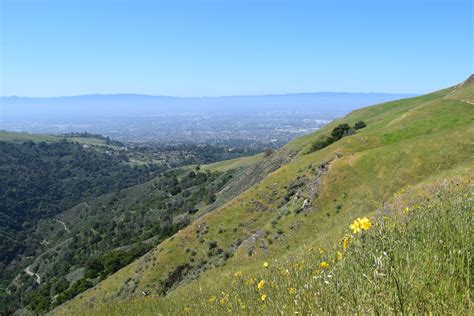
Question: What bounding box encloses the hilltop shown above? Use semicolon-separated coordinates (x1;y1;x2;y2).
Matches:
55;77;473;314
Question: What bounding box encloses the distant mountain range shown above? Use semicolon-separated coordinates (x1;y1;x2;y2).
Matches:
1;92;417;119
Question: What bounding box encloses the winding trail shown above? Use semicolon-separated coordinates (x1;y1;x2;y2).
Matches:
25;265;41;284
55;219;70;233
459;99;474;105
24;219;70;284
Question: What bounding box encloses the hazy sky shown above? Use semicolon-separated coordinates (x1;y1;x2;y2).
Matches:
1;0;472;97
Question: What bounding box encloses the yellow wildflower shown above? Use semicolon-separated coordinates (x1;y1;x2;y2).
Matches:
288;287;297;295
350;218;361;233
343;235;351;250
336;251;343;261
257;279;266;290
234;271;242;278
359;217;372;231
261;293;267;301
263;261;269;268
319;261;329;269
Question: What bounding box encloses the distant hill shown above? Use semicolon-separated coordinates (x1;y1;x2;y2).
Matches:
1;92;416;119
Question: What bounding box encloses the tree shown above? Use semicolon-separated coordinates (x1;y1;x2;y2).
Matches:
85;257;104;278
354;121;367;130
331;124;350;140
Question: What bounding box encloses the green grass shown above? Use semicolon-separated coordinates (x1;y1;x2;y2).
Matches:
0;130;116;148
60;179;473;315
445;83;474;103
62;136;110;147
202;153;265;172
54;83;474;315
0;130;58;142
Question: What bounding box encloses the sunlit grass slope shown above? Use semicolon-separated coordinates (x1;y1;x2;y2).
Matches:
0;130;58;142
56;79;474;314
202;153;265;172
0;130;115;147
66;179;474;315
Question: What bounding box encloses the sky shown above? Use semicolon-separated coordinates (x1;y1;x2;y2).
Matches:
0;0;472;97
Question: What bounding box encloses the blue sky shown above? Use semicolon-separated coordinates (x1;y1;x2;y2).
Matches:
0;0;472;97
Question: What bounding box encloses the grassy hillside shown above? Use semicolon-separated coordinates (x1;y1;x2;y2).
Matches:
56;79;474;314
202;153;265;173
61;179;473;315
0;131;117;147
0;131;59;143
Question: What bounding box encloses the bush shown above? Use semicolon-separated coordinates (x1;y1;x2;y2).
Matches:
308;122;366;154
354;121;366;130
330;123;350;139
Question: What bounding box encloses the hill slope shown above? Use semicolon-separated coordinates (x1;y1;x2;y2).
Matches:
56;79;473;314
0;131;266;314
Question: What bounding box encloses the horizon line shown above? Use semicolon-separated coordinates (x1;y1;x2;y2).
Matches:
1;91;420;99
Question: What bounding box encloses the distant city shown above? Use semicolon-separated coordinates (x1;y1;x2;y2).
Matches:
2;113;330;147
1;92;414;147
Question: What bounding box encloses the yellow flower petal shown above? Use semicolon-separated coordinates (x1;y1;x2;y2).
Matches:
319;261;329;269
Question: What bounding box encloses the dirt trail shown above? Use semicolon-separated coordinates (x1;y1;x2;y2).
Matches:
55;219;71;233
459;99;474;105
25;265;41;284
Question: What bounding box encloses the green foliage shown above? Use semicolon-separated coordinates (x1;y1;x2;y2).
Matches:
86;243;153;279
0;140;163;264
308;122;361;153
52;278;70;295
330;123;350;139
15;167;233;313
54;278;93;307
26;283;52;314
85;257;104;279
354;120;366;130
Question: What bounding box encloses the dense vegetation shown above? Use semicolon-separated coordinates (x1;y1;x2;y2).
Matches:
308;121;366;153
126;143;264;167
60;132;125;147
0;134;257;315
15;167;235;314
0;139;163;264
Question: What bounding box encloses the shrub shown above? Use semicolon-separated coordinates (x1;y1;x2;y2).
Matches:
308;122;367;154
331;123;350;139
354;121;366;130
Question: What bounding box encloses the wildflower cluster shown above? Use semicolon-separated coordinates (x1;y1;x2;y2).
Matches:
349;217;372;233
211;216;374;311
